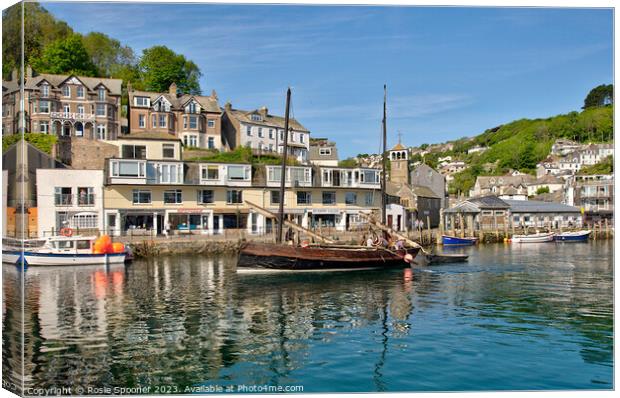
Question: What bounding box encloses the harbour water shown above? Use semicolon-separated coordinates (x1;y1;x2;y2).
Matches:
2;241;613;393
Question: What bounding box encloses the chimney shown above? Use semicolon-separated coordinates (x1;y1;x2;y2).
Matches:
26;65;32;79
169;82;177;96
224;101;232;112
259;106;268;118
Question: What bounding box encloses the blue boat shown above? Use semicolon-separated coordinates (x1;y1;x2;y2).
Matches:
554;230;591;242
441;235;478;246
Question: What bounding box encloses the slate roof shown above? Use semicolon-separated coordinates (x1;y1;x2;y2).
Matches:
412;185;440;198
503;199;580;213
476;175;536;189
530;174;564;185
4;71;122;95
225;107;309;132
129;89;220;113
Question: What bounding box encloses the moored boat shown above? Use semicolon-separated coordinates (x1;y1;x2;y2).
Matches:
554;230;591;242
2;235;126;266
441;235;478;246
238;242;418;271
510;232;555;243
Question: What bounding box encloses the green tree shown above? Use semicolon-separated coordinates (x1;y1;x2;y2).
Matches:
137;46;202;94
583;84;613;109
81;32;136;78
2;1;73;77
31;34;98;76
535;186;550;195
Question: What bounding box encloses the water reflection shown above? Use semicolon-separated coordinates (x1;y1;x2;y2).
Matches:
1;241;613;392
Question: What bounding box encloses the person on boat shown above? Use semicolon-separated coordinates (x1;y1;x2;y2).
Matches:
394;238;405;251
366;236;374;247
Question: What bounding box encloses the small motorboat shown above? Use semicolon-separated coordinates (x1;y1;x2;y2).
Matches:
554;230;591;242
415;252;469;266
441;235;478;246
2;235;126;266
510;232;555;243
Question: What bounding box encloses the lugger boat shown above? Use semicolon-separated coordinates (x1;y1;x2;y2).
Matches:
237;86;421;271
2;235;126;266
441;235;478;246
554;230;591;242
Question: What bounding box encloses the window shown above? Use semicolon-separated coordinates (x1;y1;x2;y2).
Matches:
290;132;295;142
41;84;49;97
495;210;505;216
188;102;196;114
39;100;49;113
78;187;95;206
132;189;151;204
267;167;281;182
362;170;378;184
159;114;166;128
228;165;249;180
164;190;182;204
364;192;374;206
39;121;49;134
77;105;84;115
96;103;105;116
227;190;243;204
297;191;311;205
77;86;84;98
63;104;70;113
201;165;219;180
112;160;145;177
139;114;145;128
96;124;106;140
152;115;157;128
136;96;149;106
62;86;70;97
122;145;147;159
186;135;197;148
98;87;106;101
246;126;252;136
208;137;215;149
270;190;281;205
189;115;197;129
481;210;493;216
299;133;305;143
72;214;98;229
198;190;214;204
322;191;336;205
251;114;261;121
160;164;179;183
345;192;357;205
54;187;72;205
207;119;215;128
163;144;175;158
258;127;264;138
269;129;274;139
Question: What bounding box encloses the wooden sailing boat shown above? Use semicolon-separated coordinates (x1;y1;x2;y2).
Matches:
237;87;419;271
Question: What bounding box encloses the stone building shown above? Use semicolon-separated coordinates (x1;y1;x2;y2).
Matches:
127;83;223;150
2;66;122;139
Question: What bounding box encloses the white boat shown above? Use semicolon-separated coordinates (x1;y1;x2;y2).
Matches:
2;236;125;266
510;231;555;243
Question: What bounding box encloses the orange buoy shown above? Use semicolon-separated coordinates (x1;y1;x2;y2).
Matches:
60;227;73;237
112;242;125;253
403;253;414;263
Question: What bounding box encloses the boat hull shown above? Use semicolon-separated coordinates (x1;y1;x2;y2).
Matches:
511;233;555;243
2;250;126;266
441;235;477;246
238;242;418;271
554;231;591;242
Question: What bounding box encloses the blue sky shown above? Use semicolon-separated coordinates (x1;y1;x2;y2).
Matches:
44;2;613;157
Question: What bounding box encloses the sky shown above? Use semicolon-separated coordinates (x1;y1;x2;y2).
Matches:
43;2;613;157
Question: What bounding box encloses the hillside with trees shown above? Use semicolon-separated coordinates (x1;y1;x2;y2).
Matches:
2;2;202;95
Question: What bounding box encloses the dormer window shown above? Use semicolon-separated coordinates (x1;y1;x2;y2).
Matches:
188;102;197;114
41;84;49;97
62;86;70;97
319;148;332;156
98;87;106;101
77;86;85;98
135;96;149;107
251;114;261;121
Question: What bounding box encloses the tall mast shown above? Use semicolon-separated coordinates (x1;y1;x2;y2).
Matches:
276;88;291;244
381;84;387;225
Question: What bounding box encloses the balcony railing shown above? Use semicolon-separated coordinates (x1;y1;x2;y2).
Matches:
50;112;96;122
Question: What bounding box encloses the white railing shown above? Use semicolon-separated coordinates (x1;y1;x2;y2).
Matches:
50;112;96;122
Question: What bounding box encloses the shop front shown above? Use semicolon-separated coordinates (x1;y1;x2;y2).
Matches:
167;208;212;234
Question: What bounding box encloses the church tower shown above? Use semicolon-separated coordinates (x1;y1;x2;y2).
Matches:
389;137;409;184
